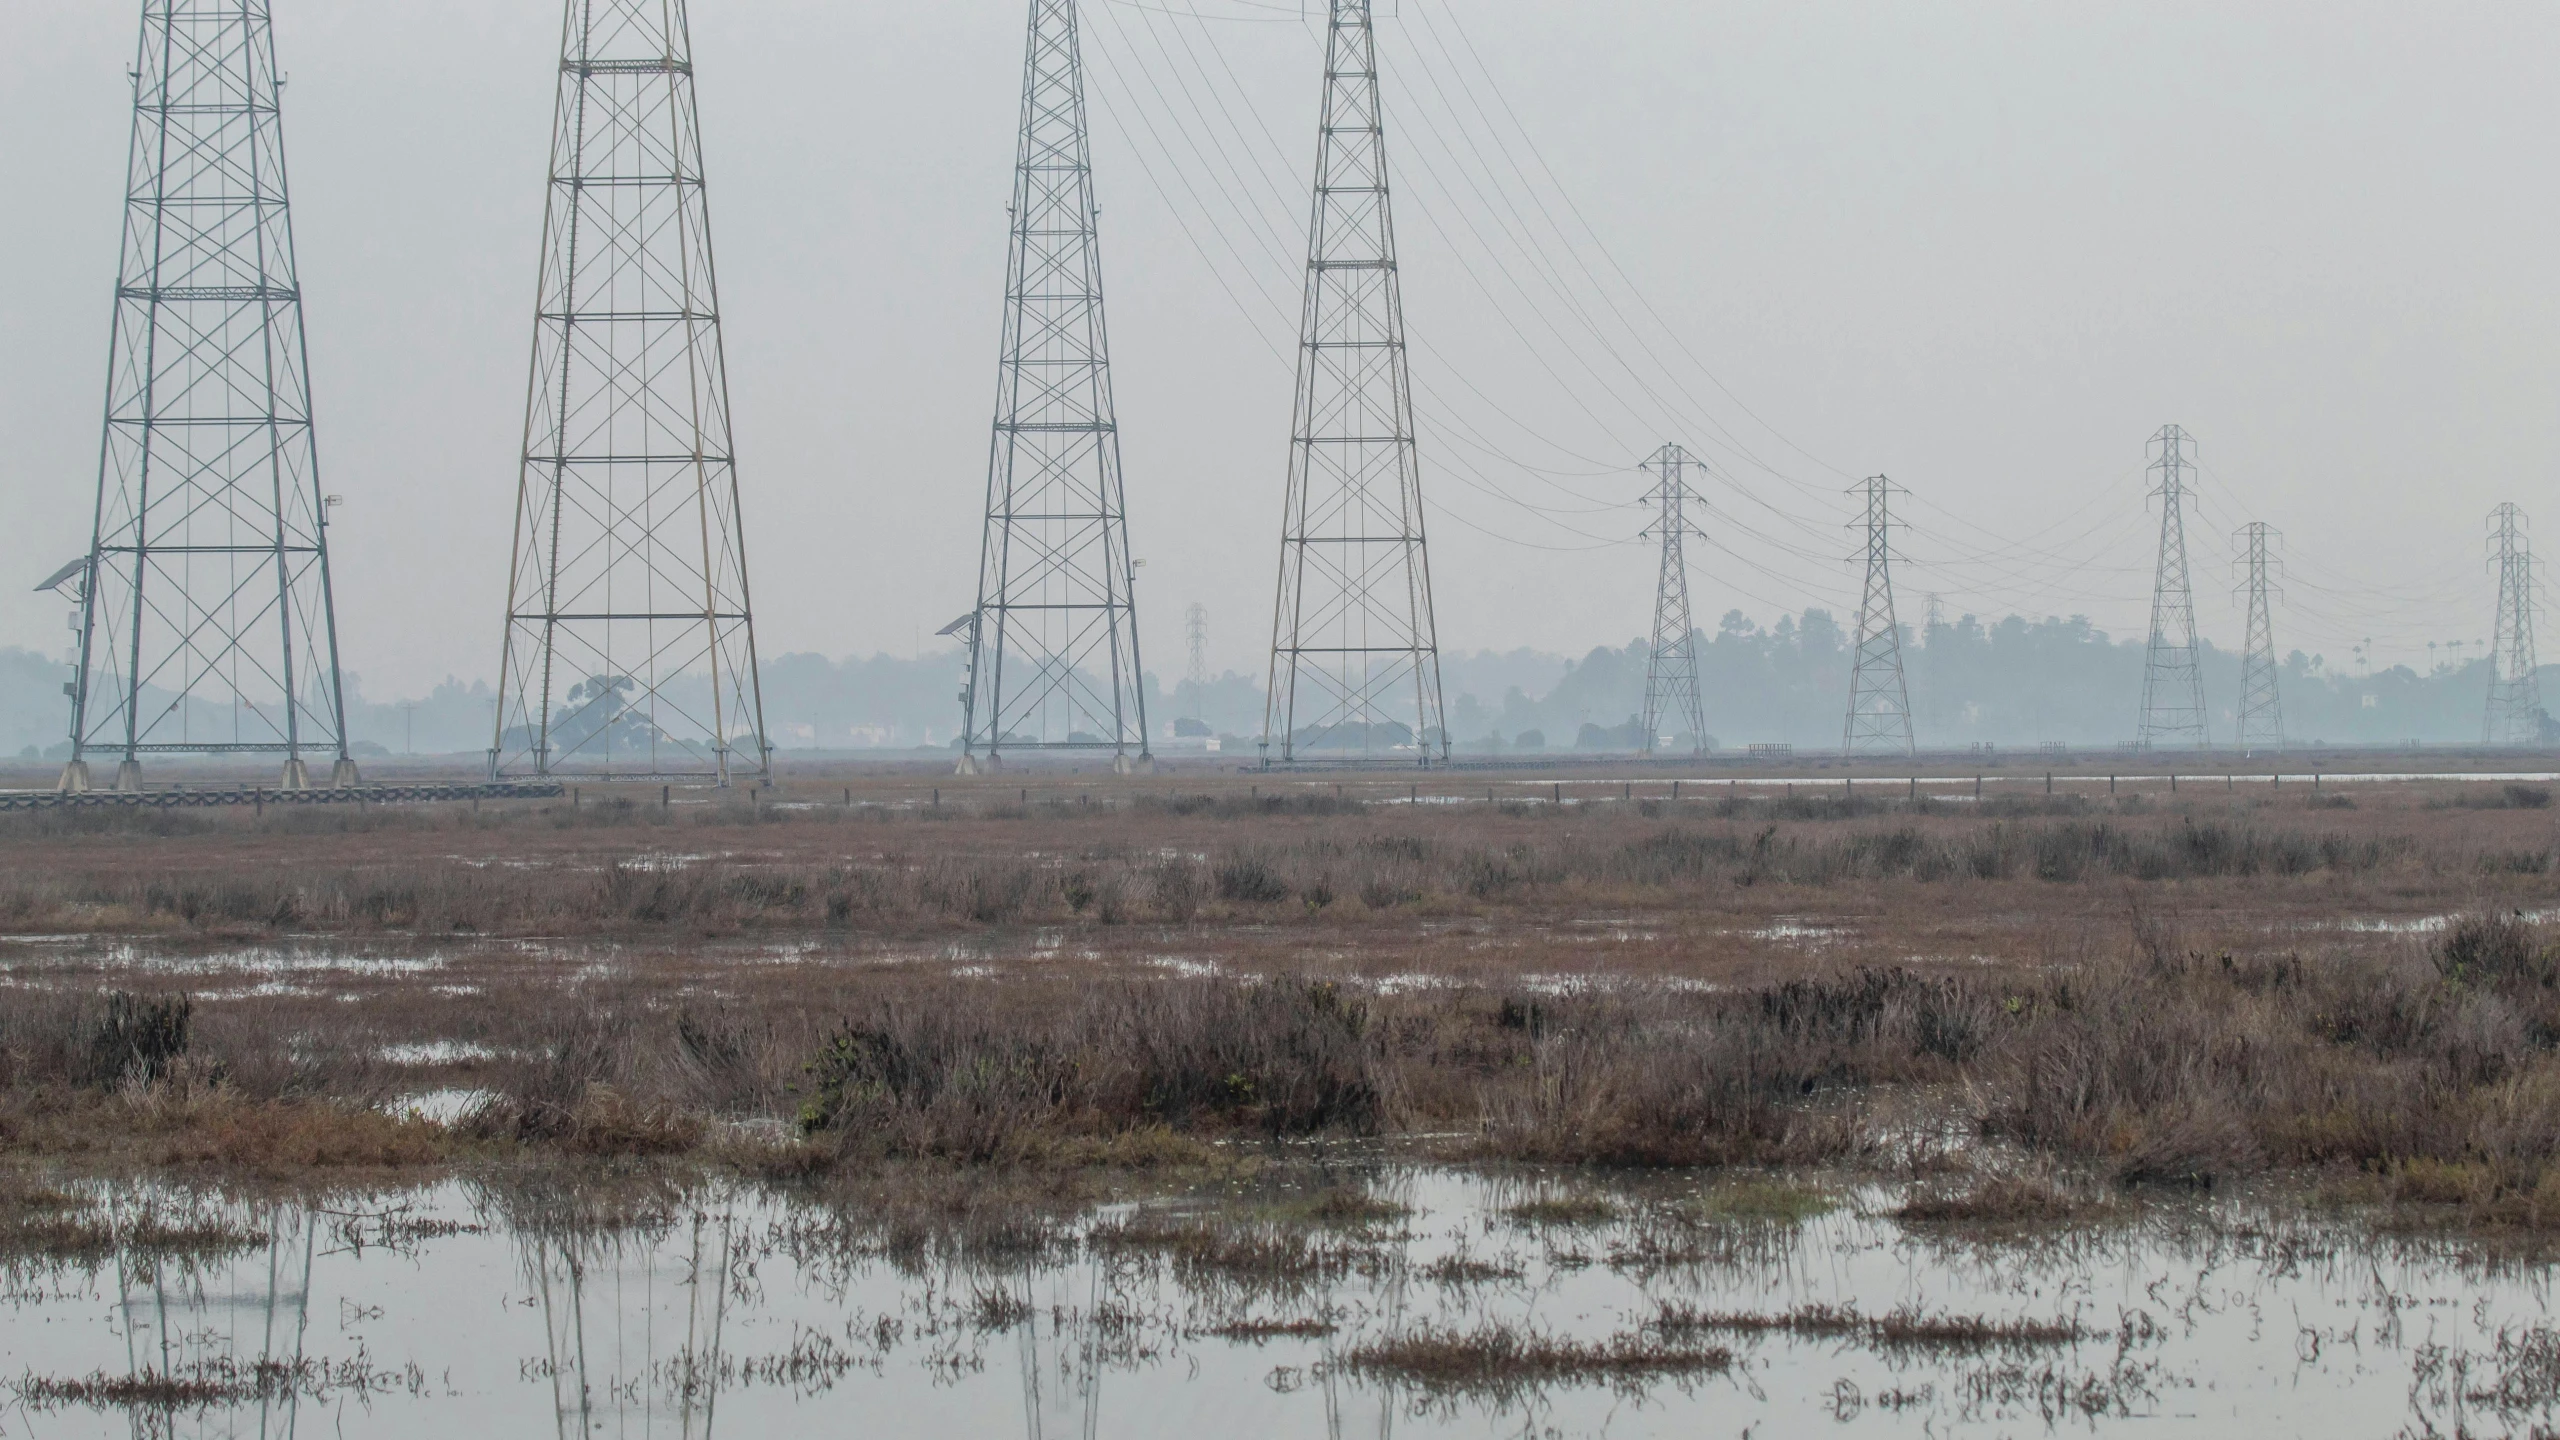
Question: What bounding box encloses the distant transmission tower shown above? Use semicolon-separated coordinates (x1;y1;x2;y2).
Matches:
494;0;767;784
1264;0;1448;767
57;0;354;795
1637;445;1707;755
1183;603;1210;695
958;0;1148;775
2137;425;2210;750
2485;503;2544;746
1844;475;1915;757
2233;521;2284;754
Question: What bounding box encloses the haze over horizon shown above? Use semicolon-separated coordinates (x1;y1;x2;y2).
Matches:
3;0;2552;711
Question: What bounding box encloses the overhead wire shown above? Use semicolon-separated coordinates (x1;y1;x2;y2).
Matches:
1090;1;2444;650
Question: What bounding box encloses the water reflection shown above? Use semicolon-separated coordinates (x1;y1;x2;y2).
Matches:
7;1172;2560;1437
522;1213;734;1439
116;1207;316;1440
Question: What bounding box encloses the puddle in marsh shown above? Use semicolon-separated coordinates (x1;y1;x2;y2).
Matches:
5;1172;2557;1437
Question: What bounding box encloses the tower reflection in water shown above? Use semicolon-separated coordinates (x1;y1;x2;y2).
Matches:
114;1206;317;1440
521;1211;737;1440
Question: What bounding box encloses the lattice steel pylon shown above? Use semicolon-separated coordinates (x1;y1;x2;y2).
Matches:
1264;0;1447;767
957;0;1148;775
2233;521;2284;754
1637;445;1706;755
492;0;767;785
57;0;354;796
2137;424;2210;751
1844;475;1915;757
1183;603;1210;692
2485;503;2544;746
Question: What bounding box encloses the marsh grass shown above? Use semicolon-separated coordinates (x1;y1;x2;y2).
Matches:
1655;1301;2088;1351
8;784;2560;1218
1201;1316;1336;1341
1893;1173;2114;1225
0;795;2509;940
1500;1194;1622;1228
8;1354;426;1412
1087;1215;1374;1295
17;909;2560;1224
1342;1322;1732;1397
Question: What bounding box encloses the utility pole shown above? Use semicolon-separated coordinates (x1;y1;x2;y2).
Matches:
1843;476;1915;757
59;0;354;796
1638;445;1707;755
2486;503;2544;746
2138;425;2209;751
1264;0;1448;768
2233;522;2284;754
494;0;768;786
958;0;1148;776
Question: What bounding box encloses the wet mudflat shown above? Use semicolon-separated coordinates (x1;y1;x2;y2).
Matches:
4;1169;2556;1438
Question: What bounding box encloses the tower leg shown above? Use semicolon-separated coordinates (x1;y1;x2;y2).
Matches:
57;760;92;795
113;758;142;793
280;757;311;793
331;756;362;789
956;752;992;777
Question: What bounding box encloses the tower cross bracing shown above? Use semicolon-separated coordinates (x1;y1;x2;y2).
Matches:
1264;0;1448;766
1843;475;1915;757
958;0;1149;773
2485;503;2544;747
60;0;354;795
2137;424;2210;751
2233;521;2284;754
493;0;768;784
1638;444;1706;755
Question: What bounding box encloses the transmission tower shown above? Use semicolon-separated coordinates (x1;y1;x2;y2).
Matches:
2233;521;2284;754
493;0;768;785
2137;424;2210;751
1183;603;1210;694
2485;503;2544;746
957;0;1149;775
1843;475;1915;757
1264;0;1448;766
56;0;354;795
1637;445;1707;755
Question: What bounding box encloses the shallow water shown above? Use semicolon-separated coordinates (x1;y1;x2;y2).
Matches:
5;1171;2557;1438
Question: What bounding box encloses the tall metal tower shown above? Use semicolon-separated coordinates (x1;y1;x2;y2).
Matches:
2137;424;2210;750
58;0;353;796
493;0;768;785
1264;0;1448;767
2485;503;2544;746
2233;521;2284;754
1638;444;1706;755
1183;602;1210;694
1843;475;1915;757
957;0;1148;775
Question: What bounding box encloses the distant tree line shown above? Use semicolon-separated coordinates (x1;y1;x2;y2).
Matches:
0;609;2546;761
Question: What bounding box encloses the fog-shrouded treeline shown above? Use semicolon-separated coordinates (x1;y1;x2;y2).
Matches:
0;608;2546;761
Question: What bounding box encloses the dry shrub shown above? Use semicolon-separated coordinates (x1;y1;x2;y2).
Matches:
1479;1013;1845;1167
795;978;1387;1161
1474;969;1991;1167
127;1090;448;1168
2436;912;2558;988
1985;918;2560;1200
552;1087;705;1158
1083;979;1382;1135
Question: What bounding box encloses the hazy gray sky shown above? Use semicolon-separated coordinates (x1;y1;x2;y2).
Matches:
3;1;2554;700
